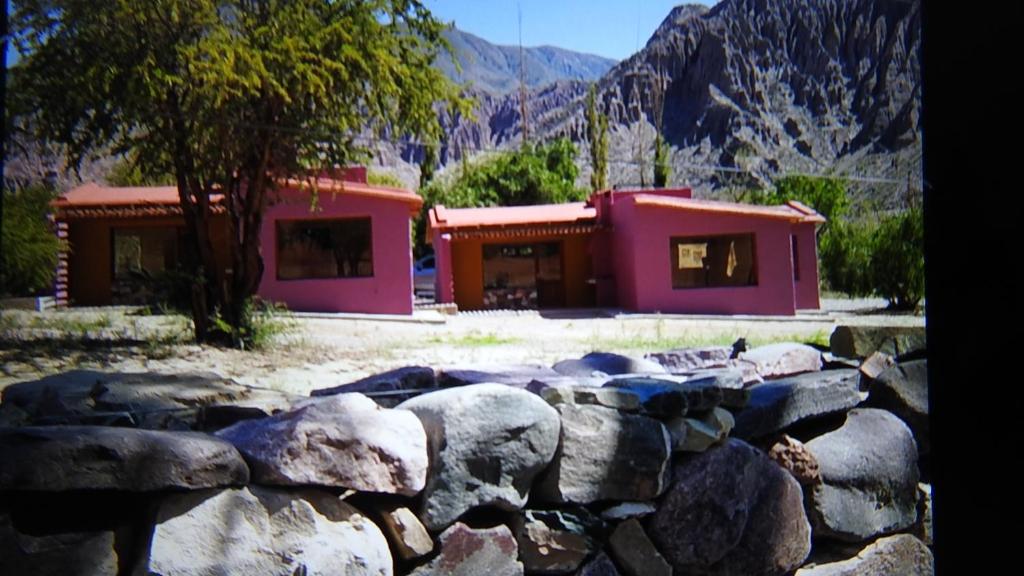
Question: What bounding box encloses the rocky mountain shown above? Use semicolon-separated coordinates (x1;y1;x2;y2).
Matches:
436;28;618;94
387;0;922;208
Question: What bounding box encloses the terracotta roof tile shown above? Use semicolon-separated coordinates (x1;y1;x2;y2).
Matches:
429;202;596;231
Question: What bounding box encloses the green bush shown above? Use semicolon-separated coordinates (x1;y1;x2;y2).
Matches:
819;219;877;296
1;185;61;296
871;207;925;310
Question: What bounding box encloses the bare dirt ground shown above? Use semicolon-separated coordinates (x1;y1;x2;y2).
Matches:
0;299;924;397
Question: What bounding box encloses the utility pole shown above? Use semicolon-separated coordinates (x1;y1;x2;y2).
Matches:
518;1;528;148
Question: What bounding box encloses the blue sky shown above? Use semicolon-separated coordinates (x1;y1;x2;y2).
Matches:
423;0;717;61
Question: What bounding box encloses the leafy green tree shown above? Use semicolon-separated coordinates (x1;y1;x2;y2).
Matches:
585;84;608;192
366;171;405;188
871;207;925;310
11;0;465;345
819;219;877;297
105;154;175;187
415;138;586;250
654;133;670;188
1;185;60;296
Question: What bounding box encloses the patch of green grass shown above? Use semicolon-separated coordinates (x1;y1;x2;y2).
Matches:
429;331;521;347
586;322;831;354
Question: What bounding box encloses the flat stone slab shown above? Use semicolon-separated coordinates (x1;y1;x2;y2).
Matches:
536;404;670;504
147;486;392;576
794;534;934;576
553;352;667;377
732;369;863;440
603;376;723;417
397;384;561;531
0;426;248;492
438;364;565;388
540;385;642;412
738;343;823;379
649;439;811;576
0;369;296;429
216;393;427;495
830;325;926;359
645;346;733;373
805;408;920;542
377;505;433;561
409;523;523;576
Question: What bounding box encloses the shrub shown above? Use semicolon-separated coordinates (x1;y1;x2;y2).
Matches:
871;207;925;310
1;185;61;296
819;219;877;296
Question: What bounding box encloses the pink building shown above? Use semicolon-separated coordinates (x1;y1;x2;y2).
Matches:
428;188;823;316
258;168;423;314
55;168;423;314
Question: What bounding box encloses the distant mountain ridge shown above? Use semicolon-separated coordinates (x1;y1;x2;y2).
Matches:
436;28;618;94
409;0;922;207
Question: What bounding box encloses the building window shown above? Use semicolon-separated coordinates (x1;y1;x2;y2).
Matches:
670;233;757;289
113;227;180;280
276;218;373;280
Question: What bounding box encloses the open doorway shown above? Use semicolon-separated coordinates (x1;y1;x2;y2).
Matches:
482;241;564;309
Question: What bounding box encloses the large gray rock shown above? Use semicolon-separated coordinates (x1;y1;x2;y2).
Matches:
397;384;560;530
147;486;392;576
0;370;295;429
794;534;934;576
0;426;248;491
409;523;522;576
649;439;812;576
732;370;863;440
554;352;667;377
536;404;670;504
738;343;823;379
865;360;929;454
216;393;427;495
830;326;926;359
513;509;597;575
679;369;751;408
438;364;565;388
0;514;118;576
603;376;722;417
645;346;733;373
805;408;920;542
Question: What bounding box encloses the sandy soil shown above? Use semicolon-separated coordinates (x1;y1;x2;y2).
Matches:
0;299;924;397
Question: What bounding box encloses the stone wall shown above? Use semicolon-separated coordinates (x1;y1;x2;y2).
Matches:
0;325;931;575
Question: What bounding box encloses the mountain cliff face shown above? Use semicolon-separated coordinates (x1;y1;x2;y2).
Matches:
411;0;922;206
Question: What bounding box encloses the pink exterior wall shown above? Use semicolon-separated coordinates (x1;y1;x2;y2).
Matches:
793;222;821;310
610;198;799;315
258;187;415;314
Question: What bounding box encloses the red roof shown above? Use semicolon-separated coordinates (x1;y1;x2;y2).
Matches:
55;176;422;216
282;177;423;210
629;194;826;223
53;183;194;207
429;202;596;232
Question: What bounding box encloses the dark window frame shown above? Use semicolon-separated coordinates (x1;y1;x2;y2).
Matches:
669;233;759;290
275;217;374;281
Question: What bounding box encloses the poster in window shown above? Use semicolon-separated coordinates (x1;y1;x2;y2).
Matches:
677;242;707;269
